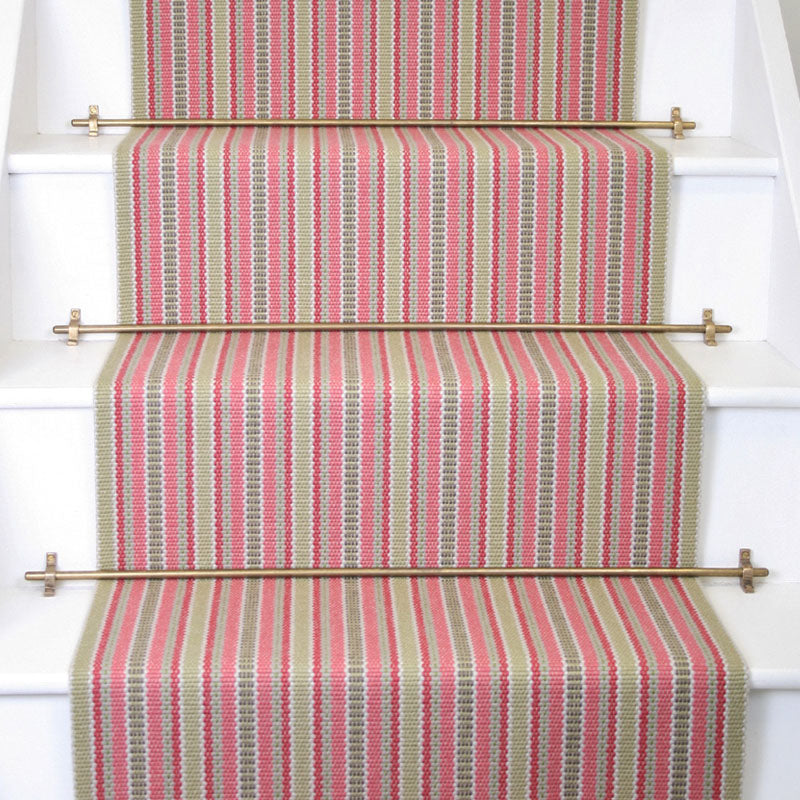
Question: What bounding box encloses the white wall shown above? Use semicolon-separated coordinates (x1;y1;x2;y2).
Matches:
781;0;800;86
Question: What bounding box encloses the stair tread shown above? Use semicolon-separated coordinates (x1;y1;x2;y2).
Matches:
3;339;800;409
7;134;779;177
0;580;796;695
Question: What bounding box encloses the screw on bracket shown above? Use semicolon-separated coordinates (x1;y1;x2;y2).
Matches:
44;552;58;597
88;104;100;137
671;107;685;140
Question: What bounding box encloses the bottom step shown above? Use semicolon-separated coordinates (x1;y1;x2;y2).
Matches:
2;582;800;798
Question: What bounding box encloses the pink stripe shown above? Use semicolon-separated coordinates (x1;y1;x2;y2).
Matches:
325;129;342;319
282;334;296;563
201;580;223;798
372;127;387;320
485;0;502;118
240;0;256;116
145;127;172;323
175;130;197;322
310;0;320;117
668;579;729;799
567;0;584;118
594;1;611;118
583;334;638;565
168;583;195;798
350;0;365;117
554;333;589;564
157;0;174;116
312;579;324;792
619;580;676;800
228;1;238;116
377;333;394;567
204;0;215;116
212;335;234;567
255;580;277;787
504;334;543;564
259;332;283;563
110;582;147;800
644;335;689;566
219;581;244;798
183;336;205;569
513;0;530;119
324;0;338;118
311;332;324;565
267;128;286;321
145;0;156;117
326;580;348;798
537;334;575;566
405;128;431;320
605;579;653;799
478;579;511;797
361;581;384;793
355;128;375;321
356;333;377;563
186;1;202;117
417;333;444;567
279;582;293;794
126;334;163;569
161;334;193;567
194;127;213;323
405;0;419;117
451;129;476;320
91;582;126;800
227;335;250;567
404;331;423;564
410;580;434;797
465;334;491;564
440;130;463;319
457;580;493;798
236;127;256;321
221;128;237;321
326;333;344;566
447;333;475;565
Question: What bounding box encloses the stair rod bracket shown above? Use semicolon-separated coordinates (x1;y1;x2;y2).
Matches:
72;104;697;139
26;551;769;597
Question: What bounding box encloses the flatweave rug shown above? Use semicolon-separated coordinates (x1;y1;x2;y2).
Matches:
70;0;749;796
130;0;639;121
72;576;746;800
95;330;702;571
114;126;669;325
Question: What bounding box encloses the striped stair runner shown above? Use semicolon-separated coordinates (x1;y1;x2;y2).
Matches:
70;0;748;797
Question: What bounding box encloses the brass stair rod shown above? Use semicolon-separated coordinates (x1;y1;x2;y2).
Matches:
73;105;695;139
55;309;730;346
27;550;767;596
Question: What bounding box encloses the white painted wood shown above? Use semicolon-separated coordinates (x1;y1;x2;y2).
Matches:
0;0;29;345
5;339;800;411
8;133;780;177
780;0;800;86
1;582;797;695
732;0;800;366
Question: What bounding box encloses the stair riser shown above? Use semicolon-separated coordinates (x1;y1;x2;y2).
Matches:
9;173;774;340
1;405;797;585
31;0;738;136
0;689;796;800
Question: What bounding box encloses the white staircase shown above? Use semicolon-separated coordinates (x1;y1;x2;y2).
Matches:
2;0;800;796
